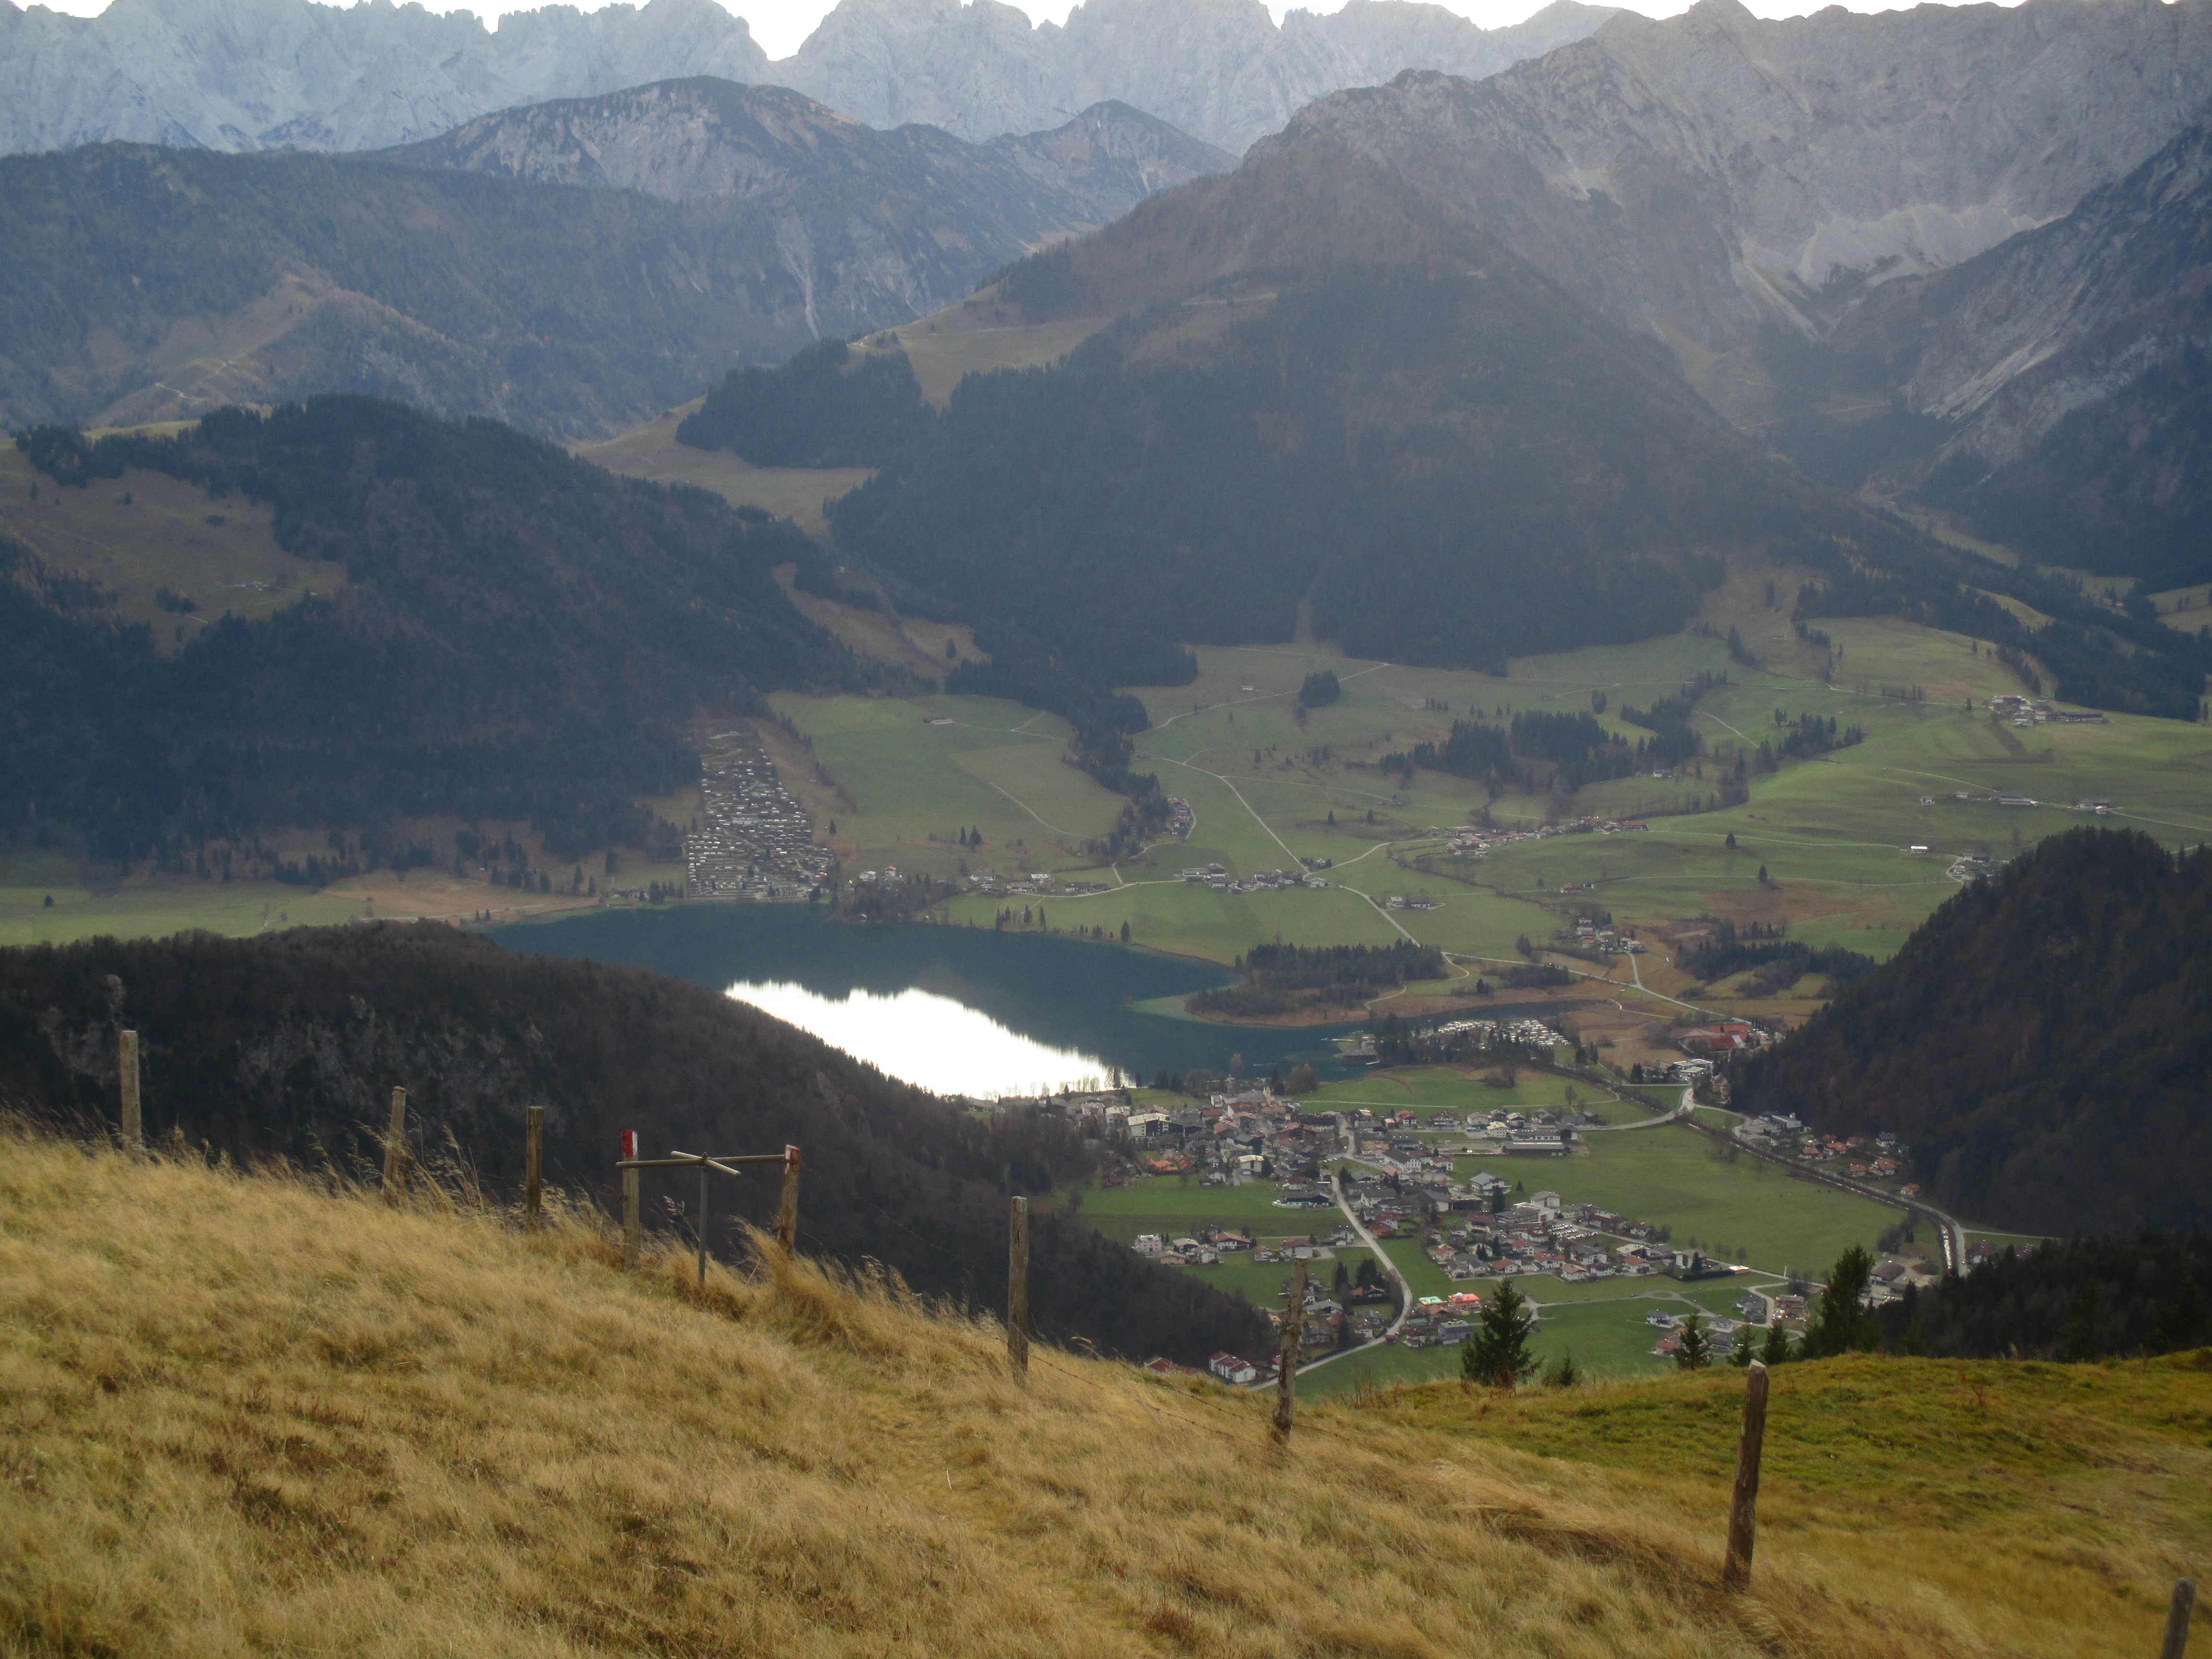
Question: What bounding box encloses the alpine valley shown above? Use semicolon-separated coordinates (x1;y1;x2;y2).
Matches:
2;4;2211;1653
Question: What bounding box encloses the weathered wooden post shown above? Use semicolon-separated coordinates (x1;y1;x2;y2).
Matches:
381;1086;408;1202
696;1158;711;1287
1272;1258;1308;1443
621;1130;641;1272
524;1104;544;1229
2163;1579;2197;1659
1723;1359;1770;1587
776;1144;801;1252
1007;1195;1031;1380
118;1029;142;1154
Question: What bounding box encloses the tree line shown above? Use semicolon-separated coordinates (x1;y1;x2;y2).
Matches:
1736;828;2212;1234
0;924;1273;1366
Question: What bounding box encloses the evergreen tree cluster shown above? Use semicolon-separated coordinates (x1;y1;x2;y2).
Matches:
1876;1233;2212;1360
1297;670;1342;708
676;338;934;466
1736;828;2212;1234
1677;921;1876;996
1189;940;1444;1017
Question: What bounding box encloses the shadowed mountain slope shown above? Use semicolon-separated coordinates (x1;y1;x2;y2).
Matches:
1780;118;2212;588
1;397;854;860
1736;828;2212;1237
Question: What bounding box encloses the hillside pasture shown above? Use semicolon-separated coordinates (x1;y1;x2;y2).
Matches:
0;442;345;653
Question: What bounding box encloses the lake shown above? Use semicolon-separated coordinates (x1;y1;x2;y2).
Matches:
492;905;1369;1096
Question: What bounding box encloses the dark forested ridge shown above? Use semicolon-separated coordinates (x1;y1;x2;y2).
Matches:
1737;829;2212;1235
0;926;1271;1366
820;202;1779;677
677;338;934;466
3;398;857;861
1875;1233;2212;1362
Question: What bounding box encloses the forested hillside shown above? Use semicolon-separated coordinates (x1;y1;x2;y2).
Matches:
1878;1233;2212;1361
1736;829;2212;1235
753;147;1827;695
0;925;1270;1366
685;140;2205;731
3;398;855;862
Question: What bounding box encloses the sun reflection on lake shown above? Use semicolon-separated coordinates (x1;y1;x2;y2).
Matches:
727;981;1113;1097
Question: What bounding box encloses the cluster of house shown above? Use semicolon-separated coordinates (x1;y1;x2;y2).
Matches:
1741;1118;1917;1190
1648;1306;1752;1358
1177;862;1323;893
1342;1176;1687;1285
1043;1087;1344;1187
968;869;1107;897
1443;816;1650;859
1991;695;2105;727
1427;1016;1569;1054
1944;845;2002;883
1676;1022;1774;1061
1165;796;1196;838
1565;916;1647;954
1384;893;1438;910
682;729;835;900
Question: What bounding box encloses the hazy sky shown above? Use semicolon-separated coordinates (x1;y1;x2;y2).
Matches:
35;0;1976;59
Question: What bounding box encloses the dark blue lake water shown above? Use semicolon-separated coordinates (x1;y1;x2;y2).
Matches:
491;905;1369;1095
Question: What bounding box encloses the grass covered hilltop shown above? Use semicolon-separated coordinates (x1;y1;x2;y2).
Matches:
0;1125;2205;1658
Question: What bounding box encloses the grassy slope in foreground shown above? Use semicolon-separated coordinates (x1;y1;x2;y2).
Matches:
4;1130;2205;1659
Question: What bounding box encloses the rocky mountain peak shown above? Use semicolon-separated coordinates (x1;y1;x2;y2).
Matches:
0;0;1615;158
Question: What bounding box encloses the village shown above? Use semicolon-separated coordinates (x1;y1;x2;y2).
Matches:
682;727;838;900
1000;1002;1965;1390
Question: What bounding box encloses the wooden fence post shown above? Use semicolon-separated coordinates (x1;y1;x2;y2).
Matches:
118;1029;142;1154
696;1160;711;1287
1007;1195;1031;1380
621;1130;641;1272
524;1104;544;1229
1723;1359;1770;1587
381;1087;408;1202
776;1144;801;1252
2163;1579;2196;1659
1272;1258;1308;1443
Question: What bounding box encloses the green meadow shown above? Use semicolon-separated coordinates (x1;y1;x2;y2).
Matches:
0;847;369;948
764;609;2211;986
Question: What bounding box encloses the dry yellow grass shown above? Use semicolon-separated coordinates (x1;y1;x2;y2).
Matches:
851;298;1109;406
571;405;873;536
0;1127;2195;1657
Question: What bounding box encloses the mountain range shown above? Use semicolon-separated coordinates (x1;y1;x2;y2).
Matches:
1791;115;2212;588
0;0;1613;158
1233;0;2212;579
1264;0;2212;400
0;82;1225;437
